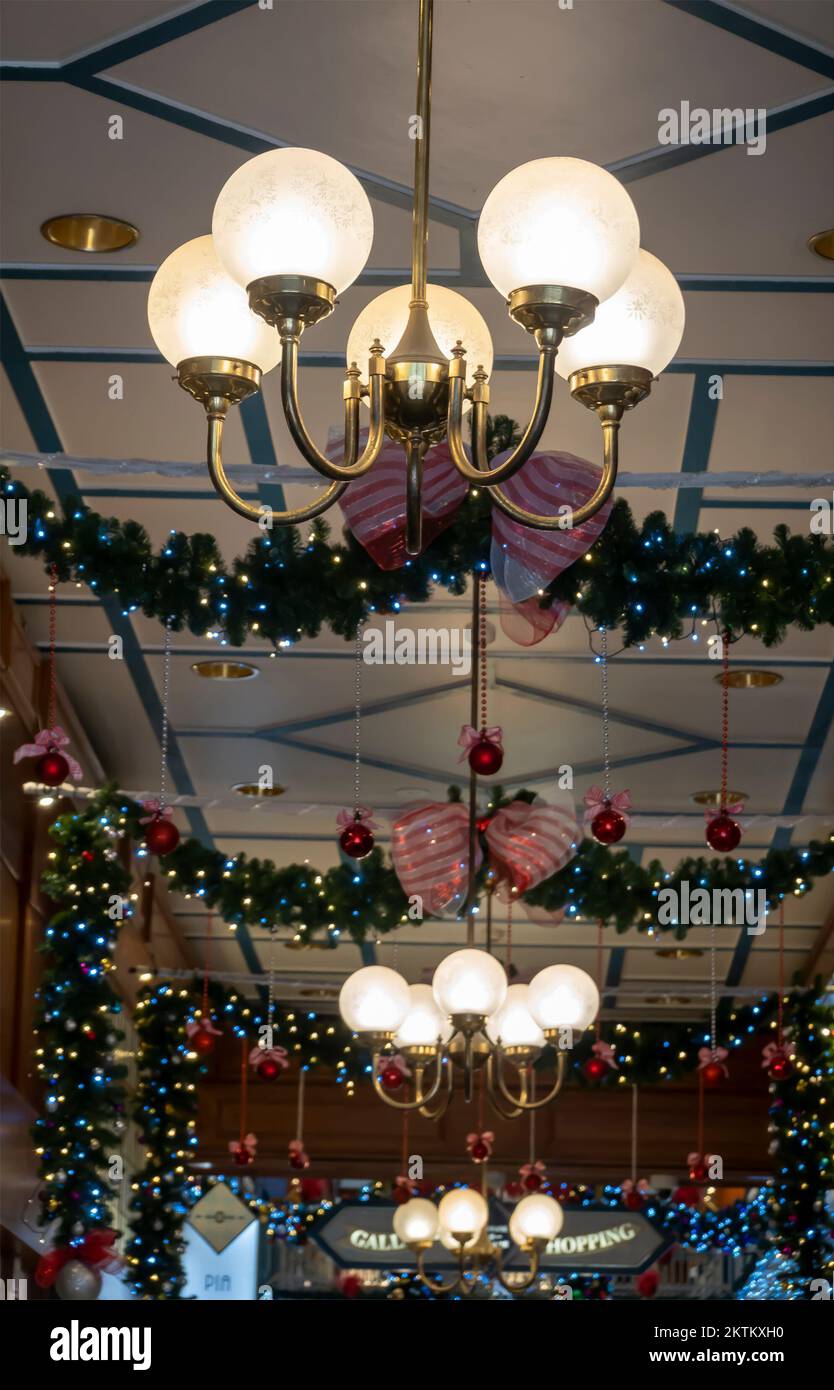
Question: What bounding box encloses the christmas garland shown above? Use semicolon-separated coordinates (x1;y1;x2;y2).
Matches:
3;419;832;647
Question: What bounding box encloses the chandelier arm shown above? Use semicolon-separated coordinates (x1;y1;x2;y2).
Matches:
418;1056;453;1120
446;344;557;486
279;337;387;480
370;1049;444;1110
493;1243;541;1294
488;1048;567;1112
415;1246;465;1296
206;402;348;524
488;414;620;530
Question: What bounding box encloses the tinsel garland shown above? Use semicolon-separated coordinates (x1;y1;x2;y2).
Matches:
3;418;832;647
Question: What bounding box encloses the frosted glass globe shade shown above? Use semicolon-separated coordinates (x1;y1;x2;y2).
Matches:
393;1198;439;1245
556;249;685;378
437;1187;488;1240
148;235;282;371
485;984;545;1049
432;949;507;1018
394;983;453;1048
346;283;493;405
528;964;599;1032
212;147;374;294
478;156;639;302
338;965;410;1034
509;1193;563;1246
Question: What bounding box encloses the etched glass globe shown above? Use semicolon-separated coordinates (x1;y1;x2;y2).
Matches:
393;1198;439;1246
338;965;410;1034
485;984;545;1049
432;949;507;1019
437;1187;488;1240
509;1193;563;1246
556;249;685;378
394;983;454;1048
346;283;493;404
478;156;639;302
528;964;599;1033
213;147;374;293
148;235;282;370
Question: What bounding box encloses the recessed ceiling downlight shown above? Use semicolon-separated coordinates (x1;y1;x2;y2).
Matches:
692;789;749;808
715;669;783;689
41;213;139;253
808;229;834;262
191;660;258;680
233;782;286;797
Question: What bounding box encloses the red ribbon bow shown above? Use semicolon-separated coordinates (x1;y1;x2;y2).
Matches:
761;1041;795;1068
704;802;744;824
697;1046;729;1076
457;725;503;761
35;1228;122;1289
583;786;632;824
336;805;377;831
591;1039;619;1071
139;798;174;825
186;1016;223;1040
14;726;83;782
288;1139;309;1170
230;1132;258;1160
249;1044;289;1073
621;1178;651;1196
378;1052;411;1081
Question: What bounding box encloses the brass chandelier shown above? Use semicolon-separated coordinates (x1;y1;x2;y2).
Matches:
148;0;685;549
337;954;599;1119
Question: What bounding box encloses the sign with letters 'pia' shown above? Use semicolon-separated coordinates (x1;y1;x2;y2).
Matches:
312;1199;668;1274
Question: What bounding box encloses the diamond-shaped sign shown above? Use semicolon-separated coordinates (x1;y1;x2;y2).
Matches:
186;1183;256;1254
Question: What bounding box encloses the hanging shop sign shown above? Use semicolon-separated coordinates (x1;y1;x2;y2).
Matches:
312;1199;668;1275
183;1182;258;1299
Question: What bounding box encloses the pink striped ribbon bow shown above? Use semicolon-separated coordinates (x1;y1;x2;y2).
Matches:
697;1045;729;1077
392;800;480;916
13;726;82;781
139;798;174;825
457;725;503;761
483;797;579;897
583;786;632;825
331;428;468;569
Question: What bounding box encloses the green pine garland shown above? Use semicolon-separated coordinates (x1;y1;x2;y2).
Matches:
766;990;834;1295
3;418;832;647
31;805;132;1243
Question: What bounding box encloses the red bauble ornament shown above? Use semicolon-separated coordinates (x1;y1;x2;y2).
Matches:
583;1056;608;1083
257;1057;280;1081
37;749;69;787
339;817;374;859
624;1190;644;1212
191;1023;217;1056
768;1054;793;1081
231;1142;253;1167
636;1268;659;1299
289;1150;307;1171
705;813;741;853
470;1139;489;1163
468;736;503;776
380;1063;405;1092
522;1172;542;1192
144;816;180;856
392;1182;412;1206
701;1061;726;1087
591;802;626;845
689;1158;709;1183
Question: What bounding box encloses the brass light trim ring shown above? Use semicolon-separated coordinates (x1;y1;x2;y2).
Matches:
232;782;286;797
191;660;259;680
714;669;784;689
692;789;749;808
808;229;834;262
41;212;139;254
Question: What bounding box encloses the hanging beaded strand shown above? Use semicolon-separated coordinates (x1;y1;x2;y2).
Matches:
230;1036;256;1166
141;620;180;856
587;627;630;844
700;921;729;1087
338;621;375;859
764;903;794;1080
189;910;222;1056
14;562;84;788
706;630;742;851
463;574;503;776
